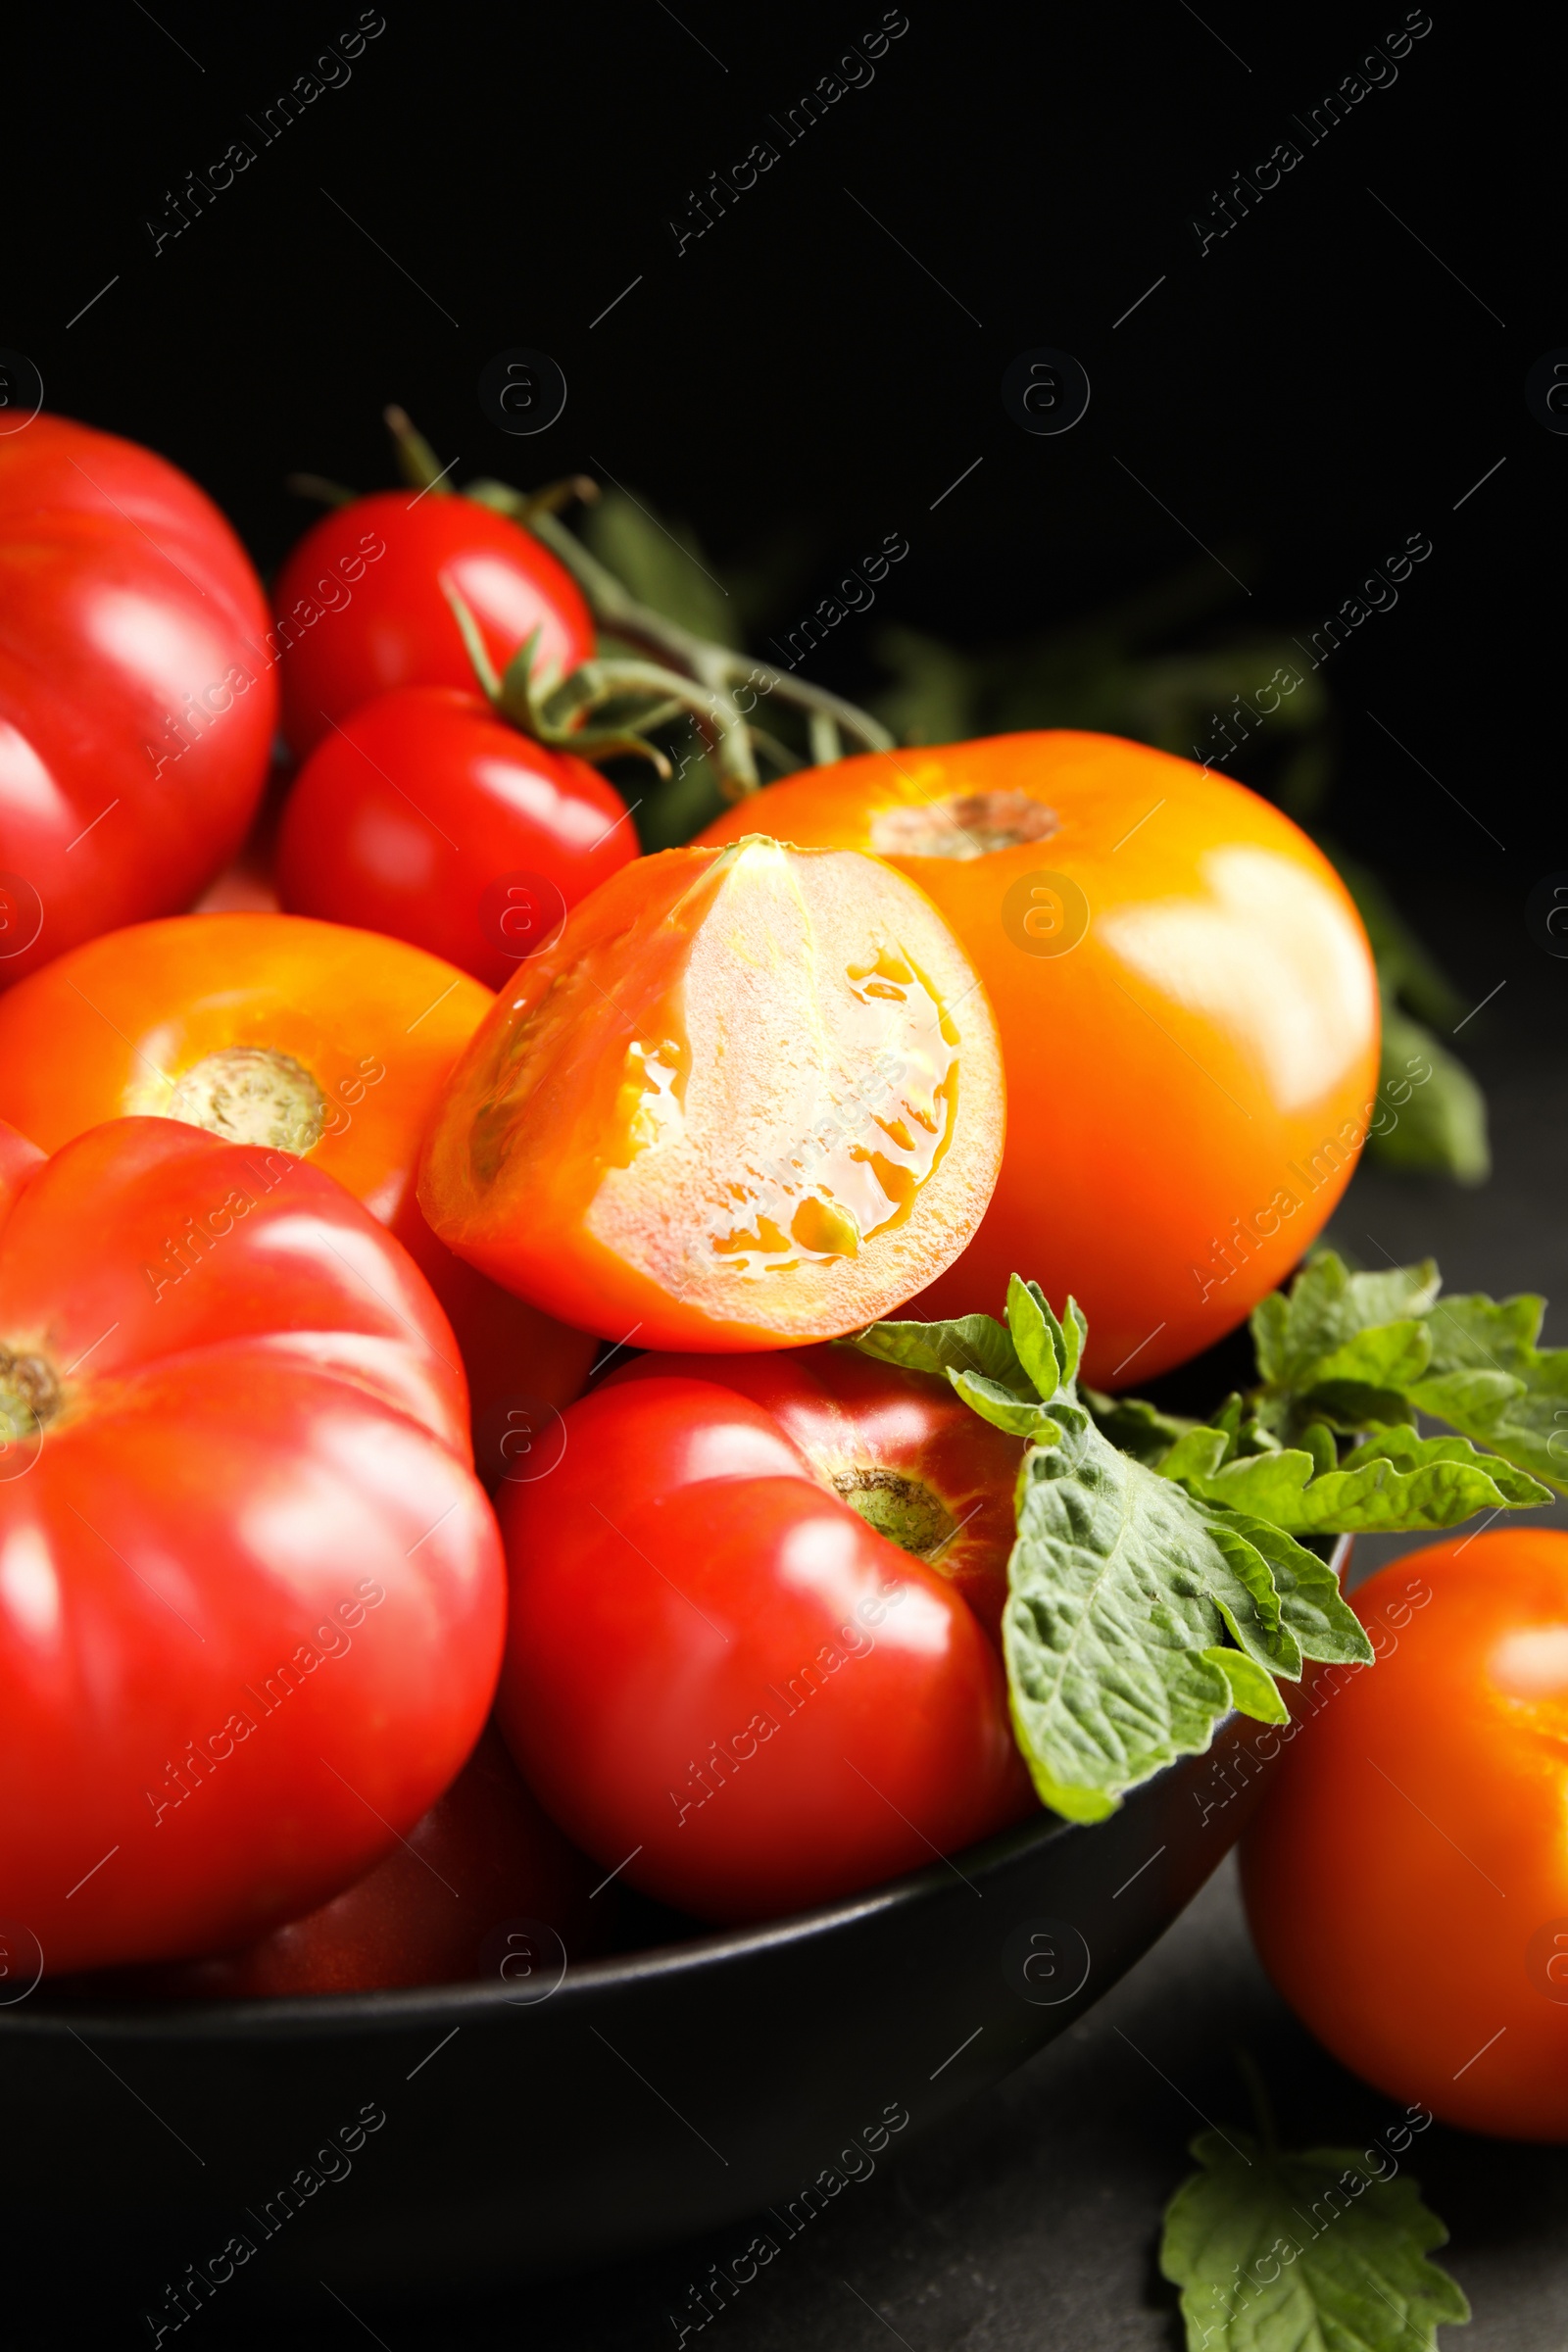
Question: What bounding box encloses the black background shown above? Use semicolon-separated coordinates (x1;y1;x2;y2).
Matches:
8;3;1565;2343
8;0;1559;900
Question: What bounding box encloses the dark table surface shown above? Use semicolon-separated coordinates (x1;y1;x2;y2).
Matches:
28;890;1568;2349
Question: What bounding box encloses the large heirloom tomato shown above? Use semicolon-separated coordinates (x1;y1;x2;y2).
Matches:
606;1342;1024;1641
120;1726;599;1998
272;490;593;758
0;913;597;1446
420;839;1005;1350
698;733;1379;1387
0;1116;505;1978
1243;1532;1568;2140
496;1373;1032;1923
0;415;276;984
275;685;636;987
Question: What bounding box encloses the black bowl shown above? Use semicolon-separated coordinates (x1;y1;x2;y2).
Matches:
0;1513;1341;2322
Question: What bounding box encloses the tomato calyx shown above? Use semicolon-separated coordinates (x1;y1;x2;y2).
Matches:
868;790;1061;860
0;1341;60;1440
831;1464;957;1561
161;1047;327;1154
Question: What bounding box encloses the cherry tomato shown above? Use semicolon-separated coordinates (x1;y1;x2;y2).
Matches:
606;1342;1023;1641
1242;1531;1568;2139
275;685;636;987
0;914;597;1447
272;491;593;759
114;1726;600;1997
0;1115;505;1977
698;733;1379;1388
496;1375;1032;1923
419;838;1005;1350
0;415;276;984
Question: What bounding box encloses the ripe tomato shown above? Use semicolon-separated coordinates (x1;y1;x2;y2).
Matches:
272;490;593;758
0;415;276;985
274;685;636;987
0;1115;505;1977
1242;1531;1568;2139
115;1726;599;1997
0;913;596;1446
698;733;1379;1388
419;838;1005;1350
496;1375;1032;1922
606;1343;1023;1640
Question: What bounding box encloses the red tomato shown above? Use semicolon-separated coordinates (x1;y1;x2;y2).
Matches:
496;1375;1032;1923
606;1343;1023;1641
272;491;593;758
1242;1531;1568;2139
0;415;276;985
698;733;1379;1387
0;1115;505;1978
275;686;636;987
116;1726;600;1997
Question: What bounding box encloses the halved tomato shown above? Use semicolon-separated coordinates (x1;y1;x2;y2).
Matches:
418;838;1005;1349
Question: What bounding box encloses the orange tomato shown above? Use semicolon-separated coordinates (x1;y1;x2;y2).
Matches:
0;913;595;1445
419;837;1004;1349
1242;1532;1568;2140
698;733;1379;1388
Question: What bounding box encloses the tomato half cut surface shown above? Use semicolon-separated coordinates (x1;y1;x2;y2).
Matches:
0;1116;505;1978
419;838;1005;1349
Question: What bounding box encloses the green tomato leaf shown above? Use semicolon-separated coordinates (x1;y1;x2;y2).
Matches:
845;1310;1026;1395
1005;1273;1066;1399
1081;1388;1196;1466
1202;1647;1289;1725
1251;1252;1441;1392
1000;1401;1358;1818
1369;1002;1491;1186
1168;1427;1545;1533
1205;1511;1371;1668
1161;2128;1469;2352
951;1369;1060;1444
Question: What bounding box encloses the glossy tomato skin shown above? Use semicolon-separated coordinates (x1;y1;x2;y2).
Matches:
115;1726;600;1997
0;415;276;984
697;733;1380;1388
273;491;593;758
0;913;597;1446
1241;1532;1568;2139
0;1116;506;1978
419;839;1006;1352
497;1376;1033;1923
606;1344;1023;1641
275;686;636;987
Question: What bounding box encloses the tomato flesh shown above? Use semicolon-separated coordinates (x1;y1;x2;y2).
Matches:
419;838;1005;1349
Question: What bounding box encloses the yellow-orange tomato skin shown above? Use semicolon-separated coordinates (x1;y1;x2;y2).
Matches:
1243;1533;1568;2141
419;838;1005;1351
699;732;1379;1386
0;913;597;1427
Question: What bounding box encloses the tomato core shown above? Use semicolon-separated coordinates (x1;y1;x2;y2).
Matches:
831;1465;957;1560
164;1047;327;1155
867;791;1059;859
